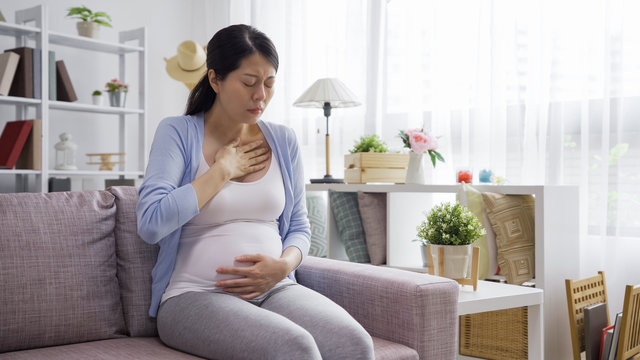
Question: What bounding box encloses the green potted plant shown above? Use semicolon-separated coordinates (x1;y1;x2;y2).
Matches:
344;134;409;184
66;6;112;38
91;90;103;106
415;202;485;278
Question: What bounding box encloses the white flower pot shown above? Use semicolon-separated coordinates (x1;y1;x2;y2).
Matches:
76;21;100;38
108;91;127;107
92;95;103;106
428;244;472;279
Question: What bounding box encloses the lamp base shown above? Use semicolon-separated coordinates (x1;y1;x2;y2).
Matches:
310;175;344;184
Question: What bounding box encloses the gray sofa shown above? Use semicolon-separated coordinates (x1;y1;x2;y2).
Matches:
0;186;459;359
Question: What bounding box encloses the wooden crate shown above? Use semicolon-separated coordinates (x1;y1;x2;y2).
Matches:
344;153;409;184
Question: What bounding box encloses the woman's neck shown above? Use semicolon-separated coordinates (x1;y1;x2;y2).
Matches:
203;103;257;145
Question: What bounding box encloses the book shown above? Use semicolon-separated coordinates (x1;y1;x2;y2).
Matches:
48;51;56;101
16;119;41;170
32;48;41;99
56;60;77;102
0;51;20;96
0;120;33;169
4;47;33;98
607;312;623;360
585;303;608;360
601;325;615;360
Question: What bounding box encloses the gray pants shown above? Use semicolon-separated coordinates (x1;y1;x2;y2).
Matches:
157;283;375;360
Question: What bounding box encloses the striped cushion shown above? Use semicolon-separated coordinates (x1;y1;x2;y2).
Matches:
328;191;370;263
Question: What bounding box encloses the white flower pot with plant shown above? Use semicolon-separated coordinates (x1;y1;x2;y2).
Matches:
66;6;112;38
415;202;485;279
91;90;103;106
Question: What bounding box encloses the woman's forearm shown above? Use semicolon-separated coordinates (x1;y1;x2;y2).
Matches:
281;246;303;274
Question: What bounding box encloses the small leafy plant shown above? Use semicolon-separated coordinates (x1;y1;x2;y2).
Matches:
92;90;102;96
66;6;112;27
349;134;389;153
415;202;485;246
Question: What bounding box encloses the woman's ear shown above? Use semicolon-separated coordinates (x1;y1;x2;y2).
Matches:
208;69;219;93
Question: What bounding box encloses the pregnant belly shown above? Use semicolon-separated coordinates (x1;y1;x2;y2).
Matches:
171;222;283;287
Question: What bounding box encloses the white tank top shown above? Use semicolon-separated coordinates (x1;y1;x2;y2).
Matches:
162;152;285;303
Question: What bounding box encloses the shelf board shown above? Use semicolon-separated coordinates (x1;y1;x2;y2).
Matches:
0;169;42;175
0;21;41;37
50;101;144;114
305;183;550;195
49;170;144;177
0;95;42;106
49;31;144;54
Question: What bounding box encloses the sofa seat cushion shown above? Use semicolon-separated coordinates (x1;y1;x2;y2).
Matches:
0;337;203;359
0;191;126;353
372;336;419;360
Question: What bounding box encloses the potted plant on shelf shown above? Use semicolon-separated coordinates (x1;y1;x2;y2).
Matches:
66;6;112;38
105;78;129;107
398;128;445;184
344;134;410;184
415;202;485;279
91;90;103;106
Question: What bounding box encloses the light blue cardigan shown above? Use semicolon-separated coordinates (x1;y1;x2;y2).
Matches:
136;112;311;317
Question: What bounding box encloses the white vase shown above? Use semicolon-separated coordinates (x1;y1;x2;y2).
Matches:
429;244;472;279
76;21;100;38
405;152;426;184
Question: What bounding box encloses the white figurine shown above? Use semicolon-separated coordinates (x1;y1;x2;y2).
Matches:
54;132;78;170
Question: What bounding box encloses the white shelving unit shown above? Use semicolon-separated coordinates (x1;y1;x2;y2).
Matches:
0;4;147;192
306;183;580;360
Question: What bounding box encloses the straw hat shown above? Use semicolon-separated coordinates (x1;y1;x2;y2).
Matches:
164;40;207;85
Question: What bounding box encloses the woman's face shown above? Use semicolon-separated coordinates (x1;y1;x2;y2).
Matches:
209;53;276;124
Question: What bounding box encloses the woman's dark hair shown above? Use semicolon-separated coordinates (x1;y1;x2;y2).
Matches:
185;24;279;115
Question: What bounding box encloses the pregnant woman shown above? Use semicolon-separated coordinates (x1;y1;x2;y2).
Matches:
136;24;374;360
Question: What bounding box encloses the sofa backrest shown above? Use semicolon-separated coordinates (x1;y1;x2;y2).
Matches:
108;186;159;337
0;190;127;352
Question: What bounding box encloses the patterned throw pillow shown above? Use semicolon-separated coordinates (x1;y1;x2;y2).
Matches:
357;191;387;265
306;193;328;257
329;190;370;263
481;192;535;285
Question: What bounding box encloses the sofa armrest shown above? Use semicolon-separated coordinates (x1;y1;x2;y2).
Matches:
296;256;459;360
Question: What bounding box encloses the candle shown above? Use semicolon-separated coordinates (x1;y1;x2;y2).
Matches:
479;169;493;183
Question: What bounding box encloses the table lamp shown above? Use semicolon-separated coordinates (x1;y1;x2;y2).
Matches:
293;78;361;183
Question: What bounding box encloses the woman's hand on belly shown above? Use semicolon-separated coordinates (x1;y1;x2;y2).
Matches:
214;253;289;299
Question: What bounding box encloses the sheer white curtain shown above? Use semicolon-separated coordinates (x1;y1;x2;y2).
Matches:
383;0;640;312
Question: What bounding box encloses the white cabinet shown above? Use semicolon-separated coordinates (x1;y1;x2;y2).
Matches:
306;183;580;360
0;4;147;192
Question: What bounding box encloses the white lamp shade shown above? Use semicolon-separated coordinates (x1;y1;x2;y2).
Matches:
293;78;361;108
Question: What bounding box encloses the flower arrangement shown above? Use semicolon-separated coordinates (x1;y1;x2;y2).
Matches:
398;129;445;167
349;134;389;153
415;202;485;246
105;78;129;93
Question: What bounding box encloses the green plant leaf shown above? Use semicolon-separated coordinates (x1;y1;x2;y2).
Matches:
350;134;389;153
93;19;112;27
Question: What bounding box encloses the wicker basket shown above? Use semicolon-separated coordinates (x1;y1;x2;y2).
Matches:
459;307;528;360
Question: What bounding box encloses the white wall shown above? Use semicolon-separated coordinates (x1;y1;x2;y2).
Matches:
0;0;206;191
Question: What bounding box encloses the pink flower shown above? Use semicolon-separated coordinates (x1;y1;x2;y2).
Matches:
409;132;439;154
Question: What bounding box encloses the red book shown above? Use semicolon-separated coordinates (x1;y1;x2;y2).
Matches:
0;120;33;169
600;324;615;360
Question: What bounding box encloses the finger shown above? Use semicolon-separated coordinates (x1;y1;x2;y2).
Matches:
237;139;264;153
235;254;263;263
246;147;270;158
222;286;259;294
239;292;262;300
216;266;253;276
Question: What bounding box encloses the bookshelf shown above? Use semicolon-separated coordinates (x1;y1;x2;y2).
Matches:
306;183;580;360
0;4;147;192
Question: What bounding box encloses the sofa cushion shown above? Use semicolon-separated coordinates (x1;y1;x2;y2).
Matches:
357;191;387;265
0;191;126;353
372;336;419;360
0;337;204;359
108;186;159;337
481;192;535;285
306;193;328;257
328;191;370;263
